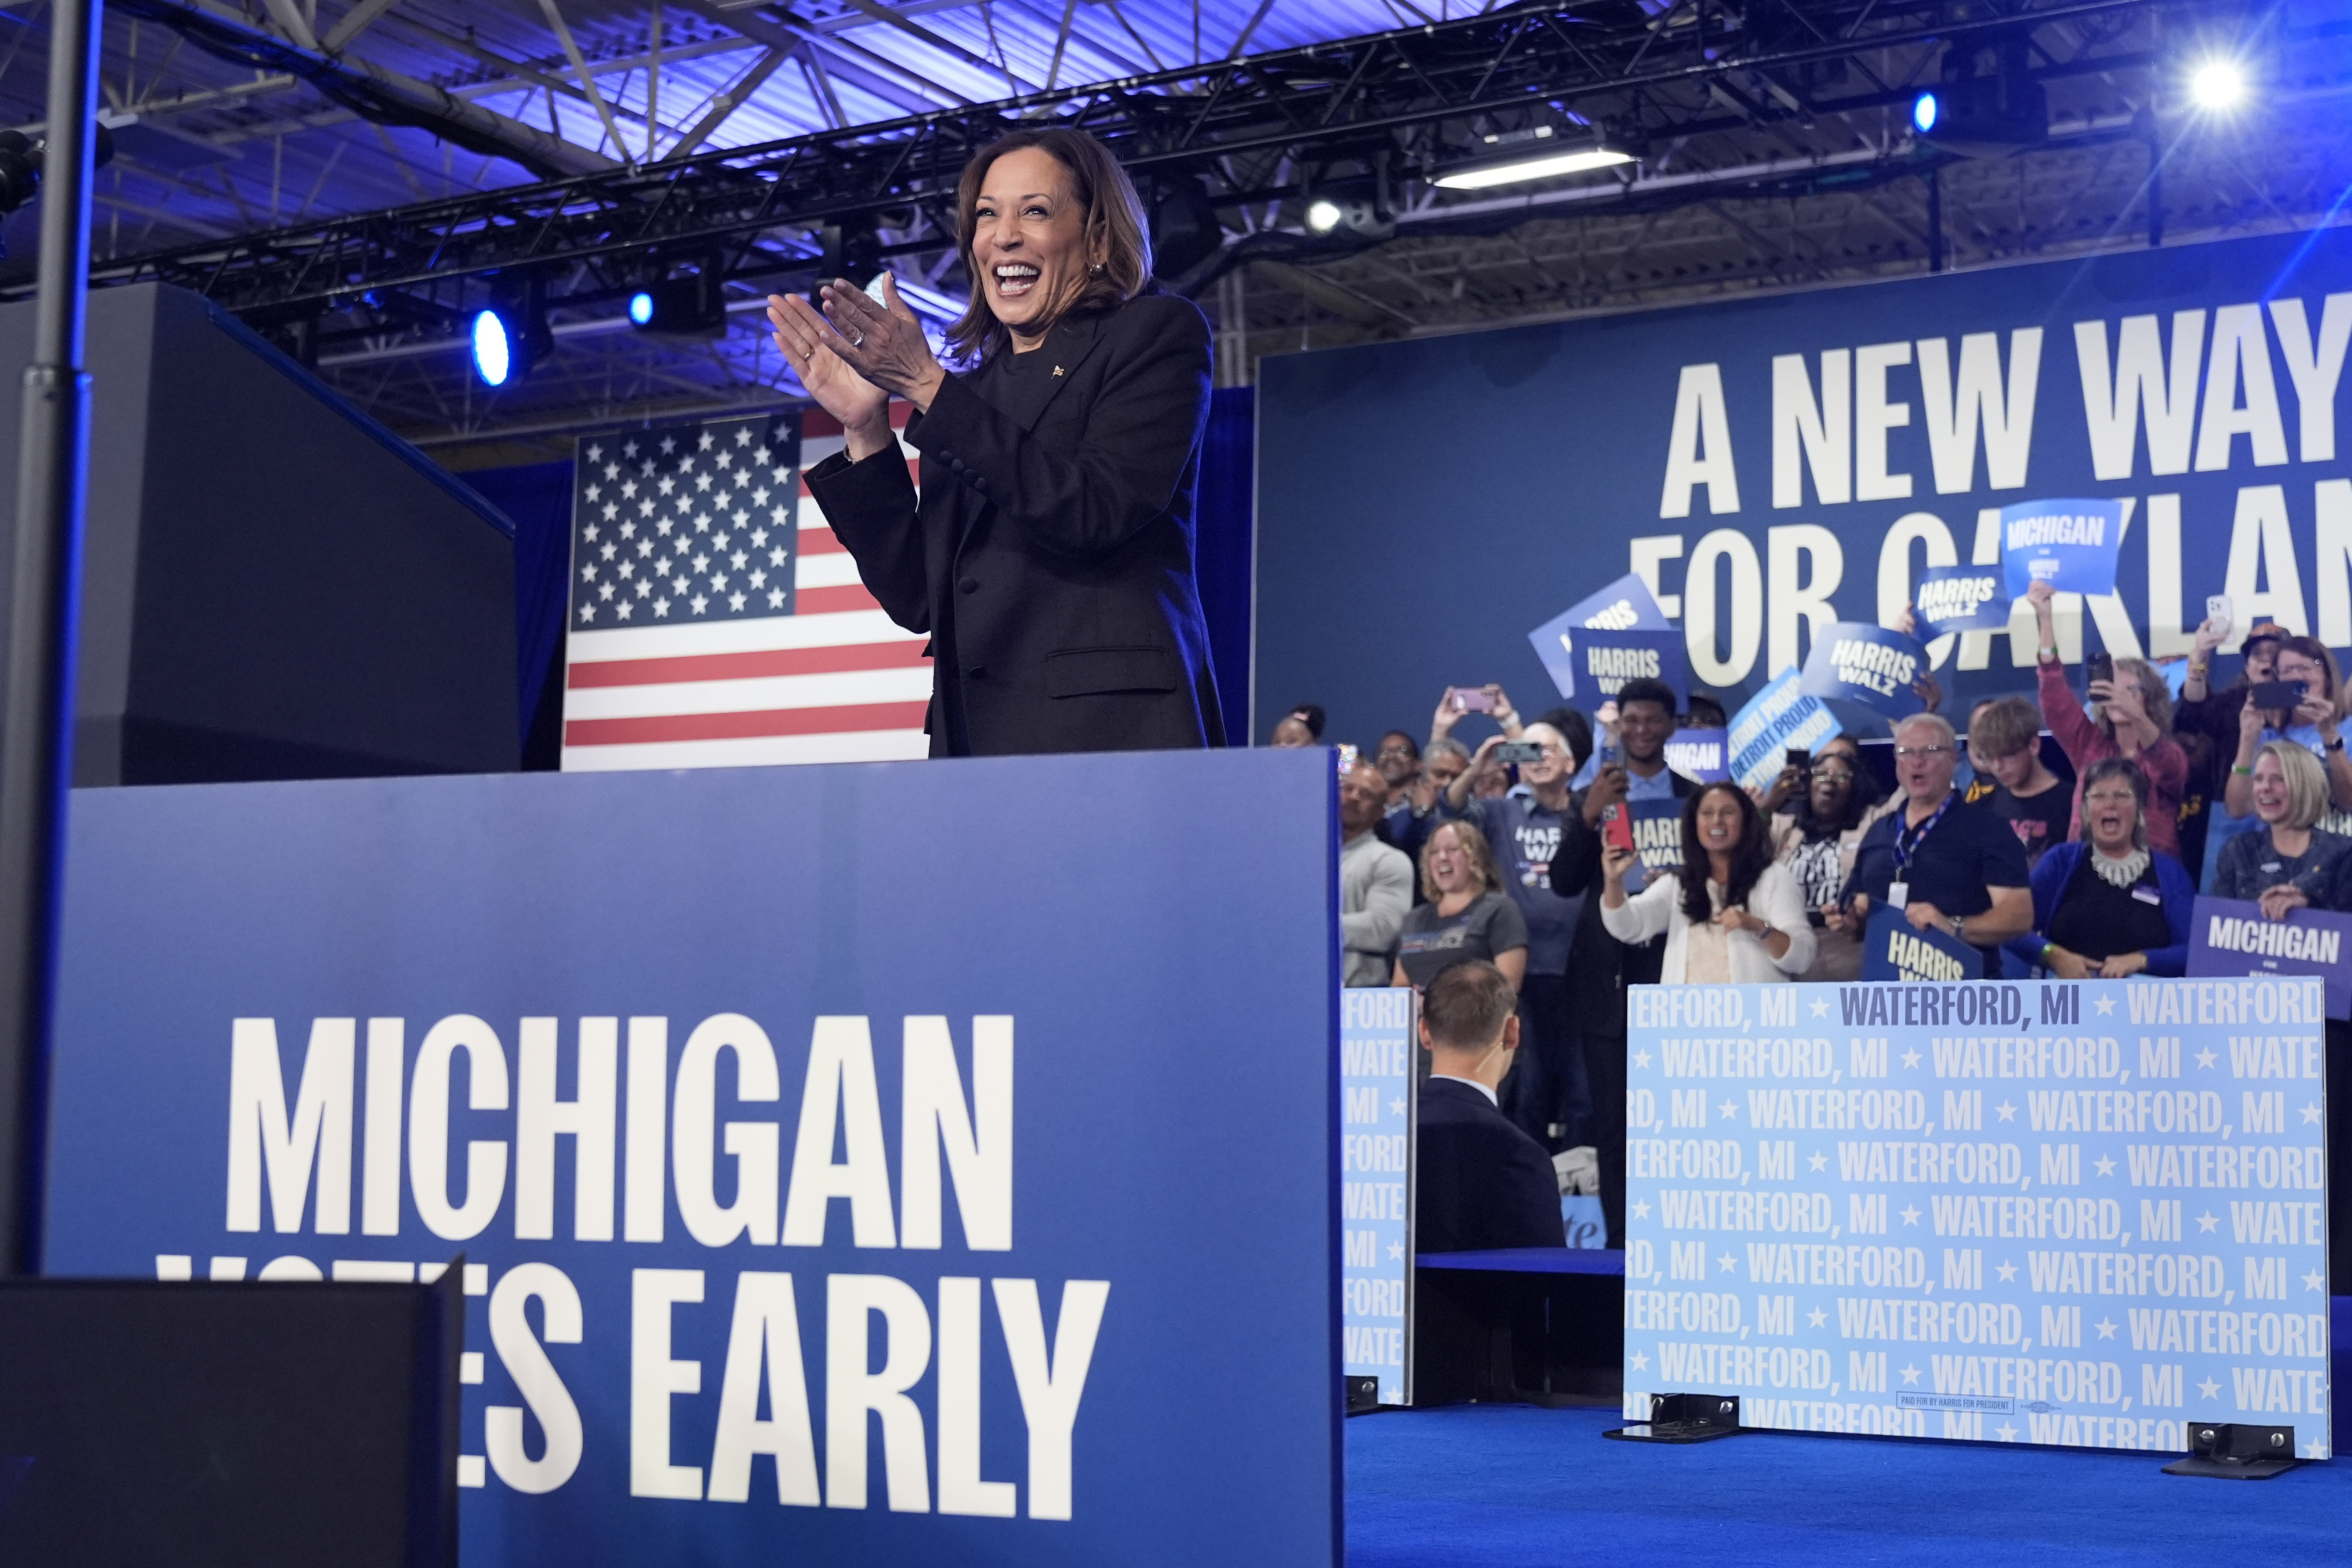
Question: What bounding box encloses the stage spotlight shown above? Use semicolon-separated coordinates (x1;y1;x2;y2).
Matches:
469;309;513;388
1911;90;1940;135
1432;126;1633;191
1306;198;1344;234
1149;176;1225;278
469;277;552;388
1914;36;2046;157
2191;59;2246;111
628;272;726;337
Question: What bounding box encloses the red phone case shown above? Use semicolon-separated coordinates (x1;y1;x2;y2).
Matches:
1602;804;1635;854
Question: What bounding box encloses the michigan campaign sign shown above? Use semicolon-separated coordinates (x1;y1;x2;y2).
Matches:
40;751;1340;1567
1261;225;2352;744
1623;980;2329;1456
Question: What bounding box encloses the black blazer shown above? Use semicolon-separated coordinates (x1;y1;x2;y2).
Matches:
1548;771;1702;1037
801;292;1223;757
1416;1078;1566;1253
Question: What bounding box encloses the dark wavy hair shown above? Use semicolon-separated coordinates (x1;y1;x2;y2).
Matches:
1679;783;1771;925
944;128;1153;361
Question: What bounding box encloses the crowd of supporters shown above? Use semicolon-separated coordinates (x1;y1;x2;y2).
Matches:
1282;607;2352;1253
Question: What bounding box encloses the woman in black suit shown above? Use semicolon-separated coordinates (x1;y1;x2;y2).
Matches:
767;128;1222;756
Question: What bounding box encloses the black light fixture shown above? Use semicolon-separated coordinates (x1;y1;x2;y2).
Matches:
469;274;552;389
0;120;114;248
1149;176;1224;278
626;266;727;337
816;221;882;287
1913;36;2048;158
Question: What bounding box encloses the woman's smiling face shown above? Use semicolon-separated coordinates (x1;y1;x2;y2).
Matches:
970;147;1090;339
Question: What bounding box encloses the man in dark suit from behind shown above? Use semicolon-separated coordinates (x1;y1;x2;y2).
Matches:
1416;961;1568;1253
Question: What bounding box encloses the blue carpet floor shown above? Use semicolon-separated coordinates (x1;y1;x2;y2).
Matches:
1346;1404;2352;1567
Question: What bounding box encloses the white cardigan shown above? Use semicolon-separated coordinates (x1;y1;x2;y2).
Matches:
1599;862;1816;984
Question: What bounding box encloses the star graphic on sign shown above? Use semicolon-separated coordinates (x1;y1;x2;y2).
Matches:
735;426;755;446
1630;1352;1650;1372
1718;1252;1738;1274
715;449;734;471
1996;1423;2019;1442
1901;1364;1921;1386
622;439;639;459
659;435;675;455
2093;1155;2116;1177
1808;1308;1827;1328
600;542;617;561
731;550;750;570
2303;1101;2324;1125
2306;1439;2329;1459
653;599;671;617
1390;1098;1406;1117
2198;1378;2221;1400
579;563;596;582
2197;1211;2219;1233
768;546;790;567
1996;1260;2017;1282
690;593;710;614
1631;1201;1650;1221
749;569;768;589
709;573;731;594
1809;1152;1827;1172
696;473;715;492
2305;1268;2327;1292
1996;1100;2017;1122
1718;1099;1740;1120
678;453;696;473
1811;997;1829;1017
728;592;747;611
635;580;651;599
767;588;787;608
2093;994;2115;1015
657;475;675;495
753;487;772;506
601;502;619;522
1901;1049;1922;1069
2095;1316;2117;1340
733;511;752;530
597;582;615;601
1633;1050;1652;1069
620;479;638;499
615;601;633;620
2195;1048;2217;1069
602;462;619;481
1389;1242;1404;1261
577;602;594;623
698;431;715;451
585;443;603;463
1900;1204;1921;1226
656;517;674;536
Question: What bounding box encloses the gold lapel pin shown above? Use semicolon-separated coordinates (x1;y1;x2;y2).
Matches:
1052;364;1065;377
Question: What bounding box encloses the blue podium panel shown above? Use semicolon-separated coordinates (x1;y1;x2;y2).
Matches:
42;750;1340;1568
1624;980;2330;1458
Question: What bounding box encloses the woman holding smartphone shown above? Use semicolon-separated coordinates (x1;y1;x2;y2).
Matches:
2221;636;2352;821
1598;783;1814;983
2023;581;2190;853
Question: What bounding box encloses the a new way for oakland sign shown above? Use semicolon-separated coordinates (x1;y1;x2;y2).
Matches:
1623;979;2328;1457
40;751;1341;1568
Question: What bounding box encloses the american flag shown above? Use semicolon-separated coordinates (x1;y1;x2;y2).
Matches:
559;406;932;770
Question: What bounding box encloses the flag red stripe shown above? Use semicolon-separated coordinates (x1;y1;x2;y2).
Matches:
798;527;846;555
569;639;929;689
566;700;929;746
795;582;884;614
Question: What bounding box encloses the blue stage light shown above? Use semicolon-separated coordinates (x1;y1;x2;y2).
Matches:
1912;90;1940;135
470;308;512;388
628;291;654;326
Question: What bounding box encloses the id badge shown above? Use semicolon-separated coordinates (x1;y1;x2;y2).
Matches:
1887;880;1910;907
2131;885;2163;905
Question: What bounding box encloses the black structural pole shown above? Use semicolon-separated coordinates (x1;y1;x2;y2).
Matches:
0;0;100;1278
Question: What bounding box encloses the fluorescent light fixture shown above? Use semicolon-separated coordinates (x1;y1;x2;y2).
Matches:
469;309;512;388
889;276;970;323
1912;90;1940;134
1432;126;1634;191
1306;198;1345;233
2190;59;2246;110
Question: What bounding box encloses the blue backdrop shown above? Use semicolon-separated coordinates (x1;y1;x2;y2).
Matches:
40;749;1338;1566
1257;228;2352;747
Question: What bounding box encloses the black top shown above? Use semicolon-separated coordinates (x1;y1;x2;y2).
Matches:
2045;857;2173;961
1980;783;2070;868
1546;771;1702;1038
802;294;1222;756
2210;827;2352;903
1844;792;2032;971
1416;1078;1567;1253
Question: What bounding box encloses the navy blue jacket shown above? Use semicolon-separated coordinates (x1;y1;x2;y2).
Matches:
803;293;1222;756
1416;1077;1566;1253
